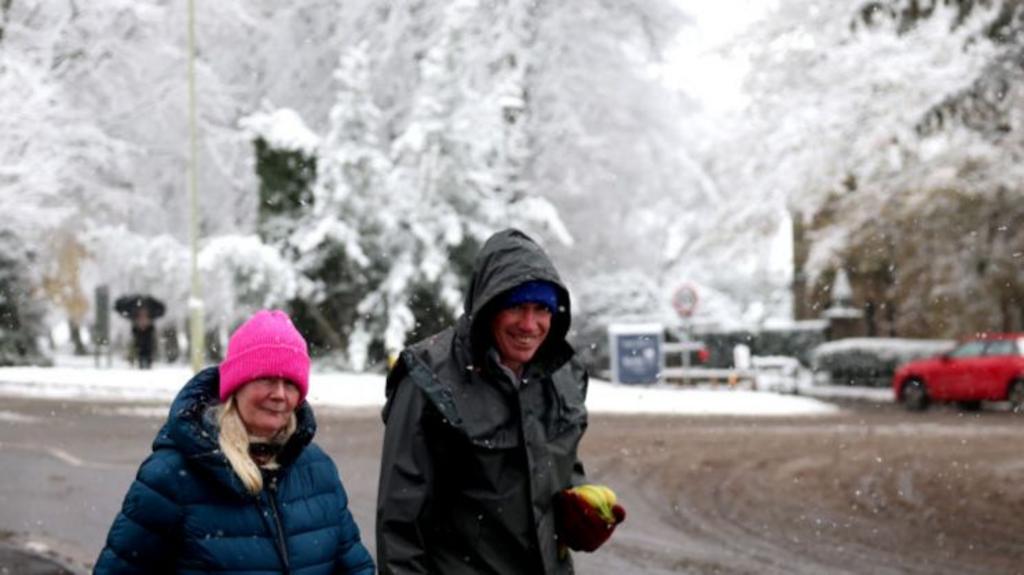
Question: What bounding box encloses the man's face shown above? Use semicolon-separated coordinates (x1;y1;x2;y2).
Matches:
490;302;552;374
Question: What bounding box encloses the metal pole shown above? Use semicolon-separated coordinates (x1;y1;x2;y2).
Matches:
187;0;205;372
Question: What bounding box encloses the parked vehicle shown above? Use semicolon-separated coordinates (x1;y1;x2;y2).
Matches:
812;337;953;387
752;355;801;393
893;333;1024;412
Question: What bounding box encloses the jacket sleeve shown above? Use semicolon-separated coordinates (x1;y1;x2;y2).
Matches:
330;466;375;575
376;373;437;574
571;369;590;487
94;453;184;574
571;452;588;487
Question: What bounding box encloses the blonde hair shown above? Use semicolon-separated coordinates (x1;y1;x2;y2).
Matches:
214;396;297;495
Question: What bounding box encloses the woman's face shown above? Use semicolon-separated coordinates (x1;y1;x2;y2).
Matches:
234;377;300;438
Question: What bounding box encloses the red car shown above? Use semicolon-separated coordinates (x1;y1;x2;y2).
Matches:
893;333;1024;412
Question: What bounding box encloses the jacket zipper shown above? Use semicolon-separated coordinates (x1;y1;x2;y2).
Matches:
266;476;291;575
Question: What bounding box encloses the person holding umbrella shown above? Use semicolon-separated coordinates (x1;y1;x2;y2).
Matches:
114;294;165;369
95;309;374;574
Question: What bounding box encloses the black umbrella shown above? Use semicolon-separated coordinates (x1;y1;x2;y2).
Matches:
114;294;166;320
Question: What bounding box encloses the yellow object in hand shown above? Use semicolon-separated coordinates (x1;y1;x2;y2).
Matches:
571;484;618;523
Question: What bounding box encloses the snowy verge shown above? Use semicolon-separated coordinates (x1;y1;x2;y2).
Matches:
586;380;839;415
796;384;894;403
0;364;840;416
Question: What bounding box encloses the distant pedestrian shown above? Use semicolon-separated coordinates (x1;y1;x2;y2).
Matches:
95;309;374;575
131;307;155;369
376;229;625;574
114;294;165;369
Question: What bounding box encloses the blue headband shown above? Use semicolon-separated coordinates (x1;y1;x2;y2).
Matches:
499;280;559;313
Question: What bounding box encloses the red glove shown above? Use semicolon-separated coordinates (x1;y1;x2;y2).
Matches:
555;485;626;552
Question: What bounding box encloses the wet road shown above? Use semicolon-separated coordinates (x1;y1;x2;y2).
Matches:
1;395;1022;574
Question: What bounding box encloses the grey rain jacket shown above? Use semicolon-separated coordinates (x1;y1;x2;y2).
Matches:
376;229;589;575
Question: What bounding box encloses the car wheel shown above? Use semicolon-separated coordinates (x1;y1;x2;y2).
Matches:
1008;380;1024;414
902;379;928;412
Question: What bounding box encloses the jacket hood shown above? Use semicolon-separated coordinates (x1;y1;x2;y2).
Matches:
461;228;572;360
154;366;317;495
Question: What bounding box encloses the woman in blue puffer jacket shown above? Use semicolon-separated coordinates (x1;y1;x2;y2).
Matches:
95;310;374;575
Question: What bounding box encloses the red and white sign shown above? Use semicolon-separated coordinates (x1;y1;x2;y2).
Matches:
671;284;698;318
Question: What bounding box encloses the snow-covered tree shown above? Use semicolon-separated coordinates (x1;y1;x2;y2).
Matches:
282;2;587;368
719;0;1024;335
311;0;701;365
728;0;997;234
281;43;391;363
84;226;299;355
529;0;695;274
0;0;137;351
5;0;804;355
1;0;358;350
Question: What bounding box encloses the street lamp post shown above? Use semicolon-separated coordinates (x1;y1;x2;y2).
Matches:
187;0;205;372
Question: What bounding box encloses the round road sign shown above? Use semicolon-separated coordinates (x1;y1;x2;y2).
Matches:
672;284;698;318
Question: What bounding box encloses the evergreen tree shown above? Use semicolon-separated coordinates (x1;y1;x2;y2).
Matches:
288;43;393;362
0;232;48;366
289;3;577;369
254;137;316;245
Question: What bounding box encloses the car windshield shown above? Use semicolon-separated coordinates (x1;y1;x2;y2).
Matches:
949;340;987;358
985;339;1016;356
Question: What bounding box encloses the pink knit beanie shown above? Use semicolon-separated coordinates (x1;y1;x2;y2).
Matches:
218;310;310;402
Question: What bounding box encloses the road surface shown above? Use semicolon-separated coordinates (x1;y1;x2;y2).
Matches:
1;396;1021;574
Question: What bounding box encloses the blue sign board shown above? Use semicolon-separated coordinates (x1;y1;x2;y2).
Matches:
609;324;662;385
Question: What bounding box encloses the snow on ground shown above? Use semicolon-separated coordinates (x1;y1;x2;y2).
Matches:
797;383;894;403
0;355;851;416
0;410;41;423
586;381;838;415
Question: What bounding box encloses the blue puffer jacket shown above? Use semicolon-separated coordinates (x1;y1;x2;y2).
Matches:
94;367;374;575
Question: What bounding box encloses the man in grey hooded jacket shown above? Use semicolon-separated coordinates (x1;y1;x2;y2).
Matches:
376;229;609;574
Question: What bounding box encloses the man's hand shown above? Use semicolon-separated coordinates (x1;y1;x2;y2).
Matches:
555;484;626;552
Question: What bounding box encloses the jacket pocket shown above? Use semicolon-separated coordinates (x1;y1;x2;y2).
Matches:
549;366;587;436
